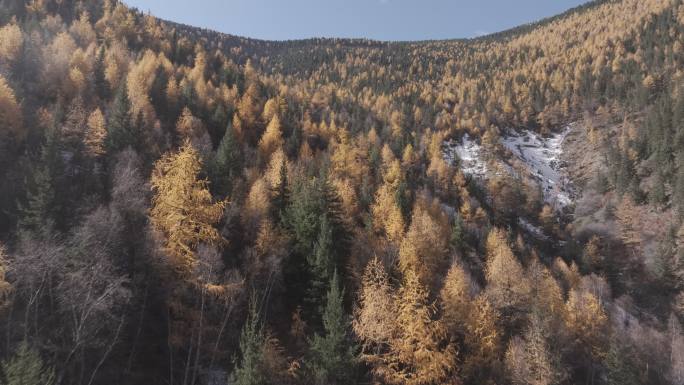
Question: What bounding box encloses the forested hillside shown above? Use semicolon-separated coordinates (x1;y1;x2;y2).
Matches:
0;0;684;384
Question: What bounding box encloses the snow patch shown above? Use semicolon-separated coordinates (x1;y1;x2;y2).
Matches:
442;125;577;211
501;125;575;209
443;133;488;178
518;217;549;241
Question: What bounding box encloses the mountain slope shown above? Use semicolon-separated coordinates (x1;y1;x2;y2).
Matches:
0;1;683;385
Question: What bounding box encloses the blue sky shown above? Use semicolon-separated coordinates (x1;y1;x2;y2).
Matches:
123;0;588;41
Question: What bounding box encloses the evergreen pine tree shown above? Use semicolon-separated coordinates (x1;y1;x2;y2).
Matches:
674;153;684;221
20;162;55;234
307;215;335;313
320;170;350;260
654;227;678;292
450;215;465;252
2;342;55;385
209;122;241;198
307;270;357;385
285;122;301;158
650;169;667;208
605;338;640;385
149;65;169;119
284;172;348;261
233;300;267;385
616;149;633;197
93;45;109;100
395;178;411;222
134;110;147;153
105;83;135;154
210;104;228;143
628;176;644;204
19;127;61;233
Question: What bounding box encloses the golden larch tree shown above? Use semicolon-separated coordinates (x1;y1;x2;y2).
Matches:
505;302;566;385
354;257;397;353
0;243;12;309
151;140;225;273
552;257;582;292
127;50;160;127
0;22;23;66
527;258;565;320
243;177;271;235
371;158;407;245
462;295;502;384
85;108;107;157
399;205;449;288
615;196;642;252
0;74;22;141
69;12;96;47
176;106;205;140
371;182;405;245
440;263;475;336
564;289;608;363
387;269;457;385
258;114;284;161
485;228;531;318
262;96;285;122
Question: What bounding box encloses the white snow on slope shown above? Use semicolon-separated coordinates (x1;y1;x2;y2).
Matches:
443;133;488;177
518;217;549;241
443;125;576;211
500;125;574;209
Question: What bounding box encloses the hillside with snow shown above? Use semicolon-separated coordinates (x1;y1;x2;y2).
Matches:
444;125;577;211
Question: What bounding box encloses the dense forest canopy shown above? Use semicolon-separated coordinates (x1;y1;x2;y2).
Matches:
0;0;684;384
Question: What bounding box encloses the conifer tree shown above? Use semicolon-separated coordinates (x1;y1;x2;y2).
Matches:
84;108;107;157
371;182;405;244
654;227;678;291
150;65;170;119
440;263;473;337
209;122;241;197
307;271;357;385
484;228;530;324
463;296;501;384
582;235;604;273
398;205;448;288
450;215;465;252
233;300;267;385
353;257;396;354
0;73;23;142
605;338;640;385
564;289;608;383
20;162;55;234
505;310;564;385
0;244;11;309
2;342;55;385
284;173;348;273
176;107;204;141
106;83;136;154
151;140;225;272
650;168;667;208
285;122;302;157
0;22;23;67
270;158;288;224
307;215;335;312
19;127;61;233
284;178;325;257
675;157;684;221
389;269;457;385
258;114;284;162
93;45;109;100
